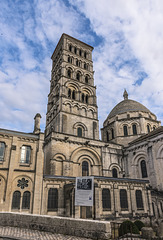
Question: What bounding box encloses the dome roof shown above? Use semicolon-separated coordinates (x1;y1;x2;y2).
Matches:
108;90;152;119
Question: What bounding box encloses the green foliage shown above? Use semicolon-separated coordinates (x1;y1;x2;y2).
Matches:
134;220;145;231
119;220;139;237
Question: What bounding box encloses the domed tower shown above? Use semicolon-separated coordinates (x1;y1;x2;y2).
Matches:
101;90;161;146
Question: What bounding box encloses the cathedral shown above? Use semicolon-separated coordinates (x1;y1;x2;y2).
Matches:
0;34;163;223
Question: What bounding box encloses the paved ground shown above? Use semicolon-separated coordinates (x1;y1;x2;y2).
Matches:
0;226;93;240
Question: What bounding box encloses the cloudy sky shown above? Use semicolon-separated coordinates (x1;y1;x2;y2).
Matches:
1;0;163;135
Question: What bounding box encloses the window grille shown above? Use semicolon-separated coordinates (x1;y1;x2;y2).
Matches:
12;191;21;209
48;188;58;211
22;191;30;209
135;190;144;209
102;189;111;210
120;189;128;210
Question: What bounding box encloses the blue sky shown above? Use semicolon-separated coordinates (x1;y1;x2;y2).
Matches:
0;0;163;134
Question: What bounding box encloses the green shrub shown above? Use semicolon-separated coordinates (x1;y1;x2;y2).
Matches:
134;220;145;231
119;220;139;237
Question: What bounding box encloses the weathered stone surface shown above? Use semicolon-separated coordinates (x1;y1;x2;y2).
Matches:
141;227;154;239
0;212;111;240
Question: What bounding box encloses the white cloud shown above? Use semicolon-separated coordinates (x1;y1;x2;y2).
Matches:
1;0;163;136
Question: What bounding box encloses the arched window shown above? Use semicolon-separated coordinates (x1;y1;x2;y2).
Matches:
82;161;89;176
135;190;144;209
84;51;87;59
82;93;85;103
0;142;5;161
85;95;88;104
132;124;137;135
12;191;21;209
76;72;80;80
48;188;58;211
74;47;77;54
22;191;30;209
67;69;71;78
68;88;71;98
72;90;75;100
140;160;148;178
20;146;31;164
77;127;83;137
84;63;86;69
152;202;155;216
76;59;78;66
147;125;150;133
111;128;114;139
112;168;118;178
153;126;156;130
123;126;128;136
102;189;111;210
68;56;71;63
69;45;72;52
85;76;88;84
120;189;128;210
79;49;82;56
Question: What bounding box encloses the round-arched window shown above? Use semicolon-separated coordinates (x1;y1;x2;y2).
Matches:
82;161;89;176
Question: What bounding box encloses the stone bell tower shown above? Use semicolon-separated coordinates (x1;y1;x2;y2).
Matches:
45;34;99;140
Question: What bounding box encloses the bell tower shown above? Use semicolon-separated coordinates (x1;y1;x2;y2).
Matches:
45;34;99;140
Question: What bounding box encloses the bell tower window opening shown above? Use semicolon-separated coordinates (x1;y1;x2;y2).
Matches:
112;168;118;178
69;45;72;52
82;93;85;103
68;88;71;98
79;49;82;56
140;160;148;178
74;47;77;54
72;90;75;100
85;76;88;84
85;95;88;104
84;63;86;69
67;69;72;78
68;56;70;63
123;125;128;136
76;59;78;66
132;124;137;135
84;51;87;59
77;127;83;137
82;161;89;176
76;72;80;81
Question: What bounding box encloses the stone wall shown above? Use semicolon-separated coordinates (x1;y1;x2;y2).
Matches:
0;212;111;240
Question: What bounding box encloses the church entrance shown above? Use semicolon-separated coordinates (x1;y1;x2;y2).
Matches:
80;206;92;219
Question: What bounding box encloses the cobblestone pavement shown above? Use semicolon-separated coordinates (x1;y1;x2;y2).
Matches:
0;226;93;240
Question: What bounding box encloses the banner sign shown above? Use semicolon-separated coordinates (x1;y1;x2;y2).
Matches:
75;176;94;206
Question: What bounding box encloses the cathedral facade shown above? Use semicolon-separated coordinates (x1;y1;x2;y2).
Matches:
0;34;163;222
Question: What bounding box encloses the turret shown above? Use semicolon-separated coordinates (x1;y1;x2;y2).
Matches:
33;113;42;134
